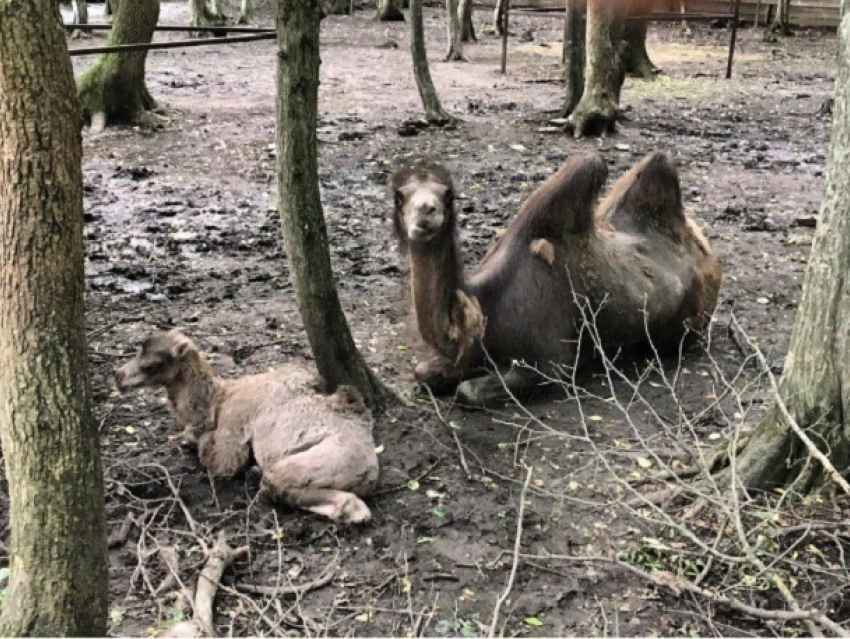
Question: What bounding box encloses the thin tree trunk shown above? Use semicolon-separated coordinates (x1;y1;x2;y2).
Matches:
190;0;226;27
106;0;114;17
0;1;108;635
568;0;625;136
561;0;585;117
76;0;160;128
71;0;90;38
459;0;476;41
731;0;850;492
765;0;791;38
410;0;451;123
376;0;405;21
238;0;254;23
445;0;465;59
72;0;88;24
621;20;660;78
276;0;387;408
494;0;505;34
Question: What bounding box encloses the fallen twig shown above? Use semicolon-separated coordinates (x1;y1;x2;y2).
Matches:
236;562;336;597
488;465;533;637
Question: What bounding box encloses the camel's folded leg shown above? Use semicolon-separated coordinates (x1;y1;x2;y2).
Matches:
415;353;483;395
455;366;543;408
261;440;377;524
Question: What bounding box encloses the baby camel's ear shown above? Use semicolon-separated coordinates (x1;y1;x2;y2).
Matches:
169;330;193;359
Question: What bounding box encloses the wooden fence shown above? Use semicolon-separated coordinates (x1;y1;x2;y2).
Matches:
487;0;841;28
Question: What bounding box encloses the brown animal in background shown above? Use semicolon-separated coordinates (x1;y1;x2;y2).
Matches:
389;151;722;407
115;329;379;523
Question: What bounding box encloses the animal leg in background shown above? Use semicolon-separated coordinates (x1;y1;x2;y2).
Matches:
456;365;544;407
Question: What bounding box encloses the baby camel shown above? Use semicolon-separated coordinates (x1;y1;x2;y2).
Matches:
115;328;379;524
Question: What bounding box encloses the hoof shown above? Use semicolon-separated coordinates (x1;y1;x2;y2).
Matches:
457;378;506;409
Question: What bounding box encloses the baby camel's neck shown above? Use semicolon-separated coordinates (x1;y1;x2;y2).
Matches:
165;353;220;430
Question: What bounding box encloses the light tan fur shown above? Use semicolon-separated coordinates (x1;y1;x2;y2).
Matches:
115;328;379;524
529;238;555;266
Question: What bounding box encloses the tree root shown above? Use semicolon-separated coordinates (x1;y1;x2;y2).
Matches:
165;532;249;637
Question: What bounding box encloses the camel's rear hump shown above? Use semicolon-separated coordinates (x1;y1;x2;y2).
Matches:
596;152;686;237
514;152;608;239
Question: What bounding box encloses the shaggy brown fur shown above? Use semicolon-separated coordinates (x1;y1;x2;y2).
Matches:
115;329;379;523
389;152;722;406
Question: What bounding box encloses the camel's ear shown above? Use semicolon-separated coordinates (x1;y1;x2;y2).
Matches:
394;189;404;210
169;331;193;359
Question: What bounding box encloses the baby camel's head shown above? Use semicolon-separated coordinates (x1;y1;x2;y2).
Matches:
115;328;200;393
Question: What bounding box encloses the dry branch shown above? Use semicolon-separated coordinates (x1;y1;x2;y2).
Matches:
165;532;249;637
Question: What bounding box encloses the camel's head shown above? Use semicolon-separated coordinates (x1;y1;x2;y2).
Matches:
115;328;198;392
389;161;455;249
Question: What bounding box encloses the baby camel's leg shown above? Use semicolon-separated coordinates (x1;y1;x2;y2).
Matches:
198;428;251;478
261;444;376;524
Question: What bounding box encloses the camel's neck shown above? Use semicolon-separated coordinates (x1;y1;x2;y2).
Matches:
165;354;220;430
408;232;472;361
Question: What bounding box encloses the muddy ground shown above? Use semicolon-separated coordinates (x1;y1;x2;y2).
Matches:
26;1;843;635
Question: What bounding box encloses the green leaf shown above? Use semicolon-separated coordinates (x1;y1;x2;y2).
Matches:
524;617;544;627
417;536;436;544
0;568;10;583
408;479;420;491
433;507;446;518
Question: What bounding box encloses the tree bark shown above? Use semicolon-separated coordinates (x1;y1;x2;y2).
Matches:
459;0;476;42
445;0;465;60
621;20;660;78
276;0;387;408
568;0;626;136
0;1;108;635
731;1;850;492
238;0;254;23
376;0;405;21
76;0;160;127
561;0;585;117
410;0;451;123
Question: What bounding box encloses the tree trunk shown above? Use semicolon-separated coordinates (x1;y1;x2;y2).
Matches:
76;0;160;127
621;20;660;78
276;0;387;408
71;0;90;38
190;0;227;27
568;0;626;136
445;0;465;59
106;0;114;17
731;0;850;493
410;0;451;123
238;0;254;23
0;1;108;635
561;0;585;117
765;0;791;38
376;0;405;21
494;0;505;34
459;0;476;42
72;0;89;24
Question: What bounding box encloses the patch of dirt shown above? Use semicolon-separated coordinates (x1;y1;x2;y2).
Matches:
15;1;837;635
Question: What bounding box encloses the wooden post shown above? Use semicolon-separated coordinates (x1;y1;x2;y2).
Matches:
755;0;762;26
500;0;510;73
725;0;740;79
